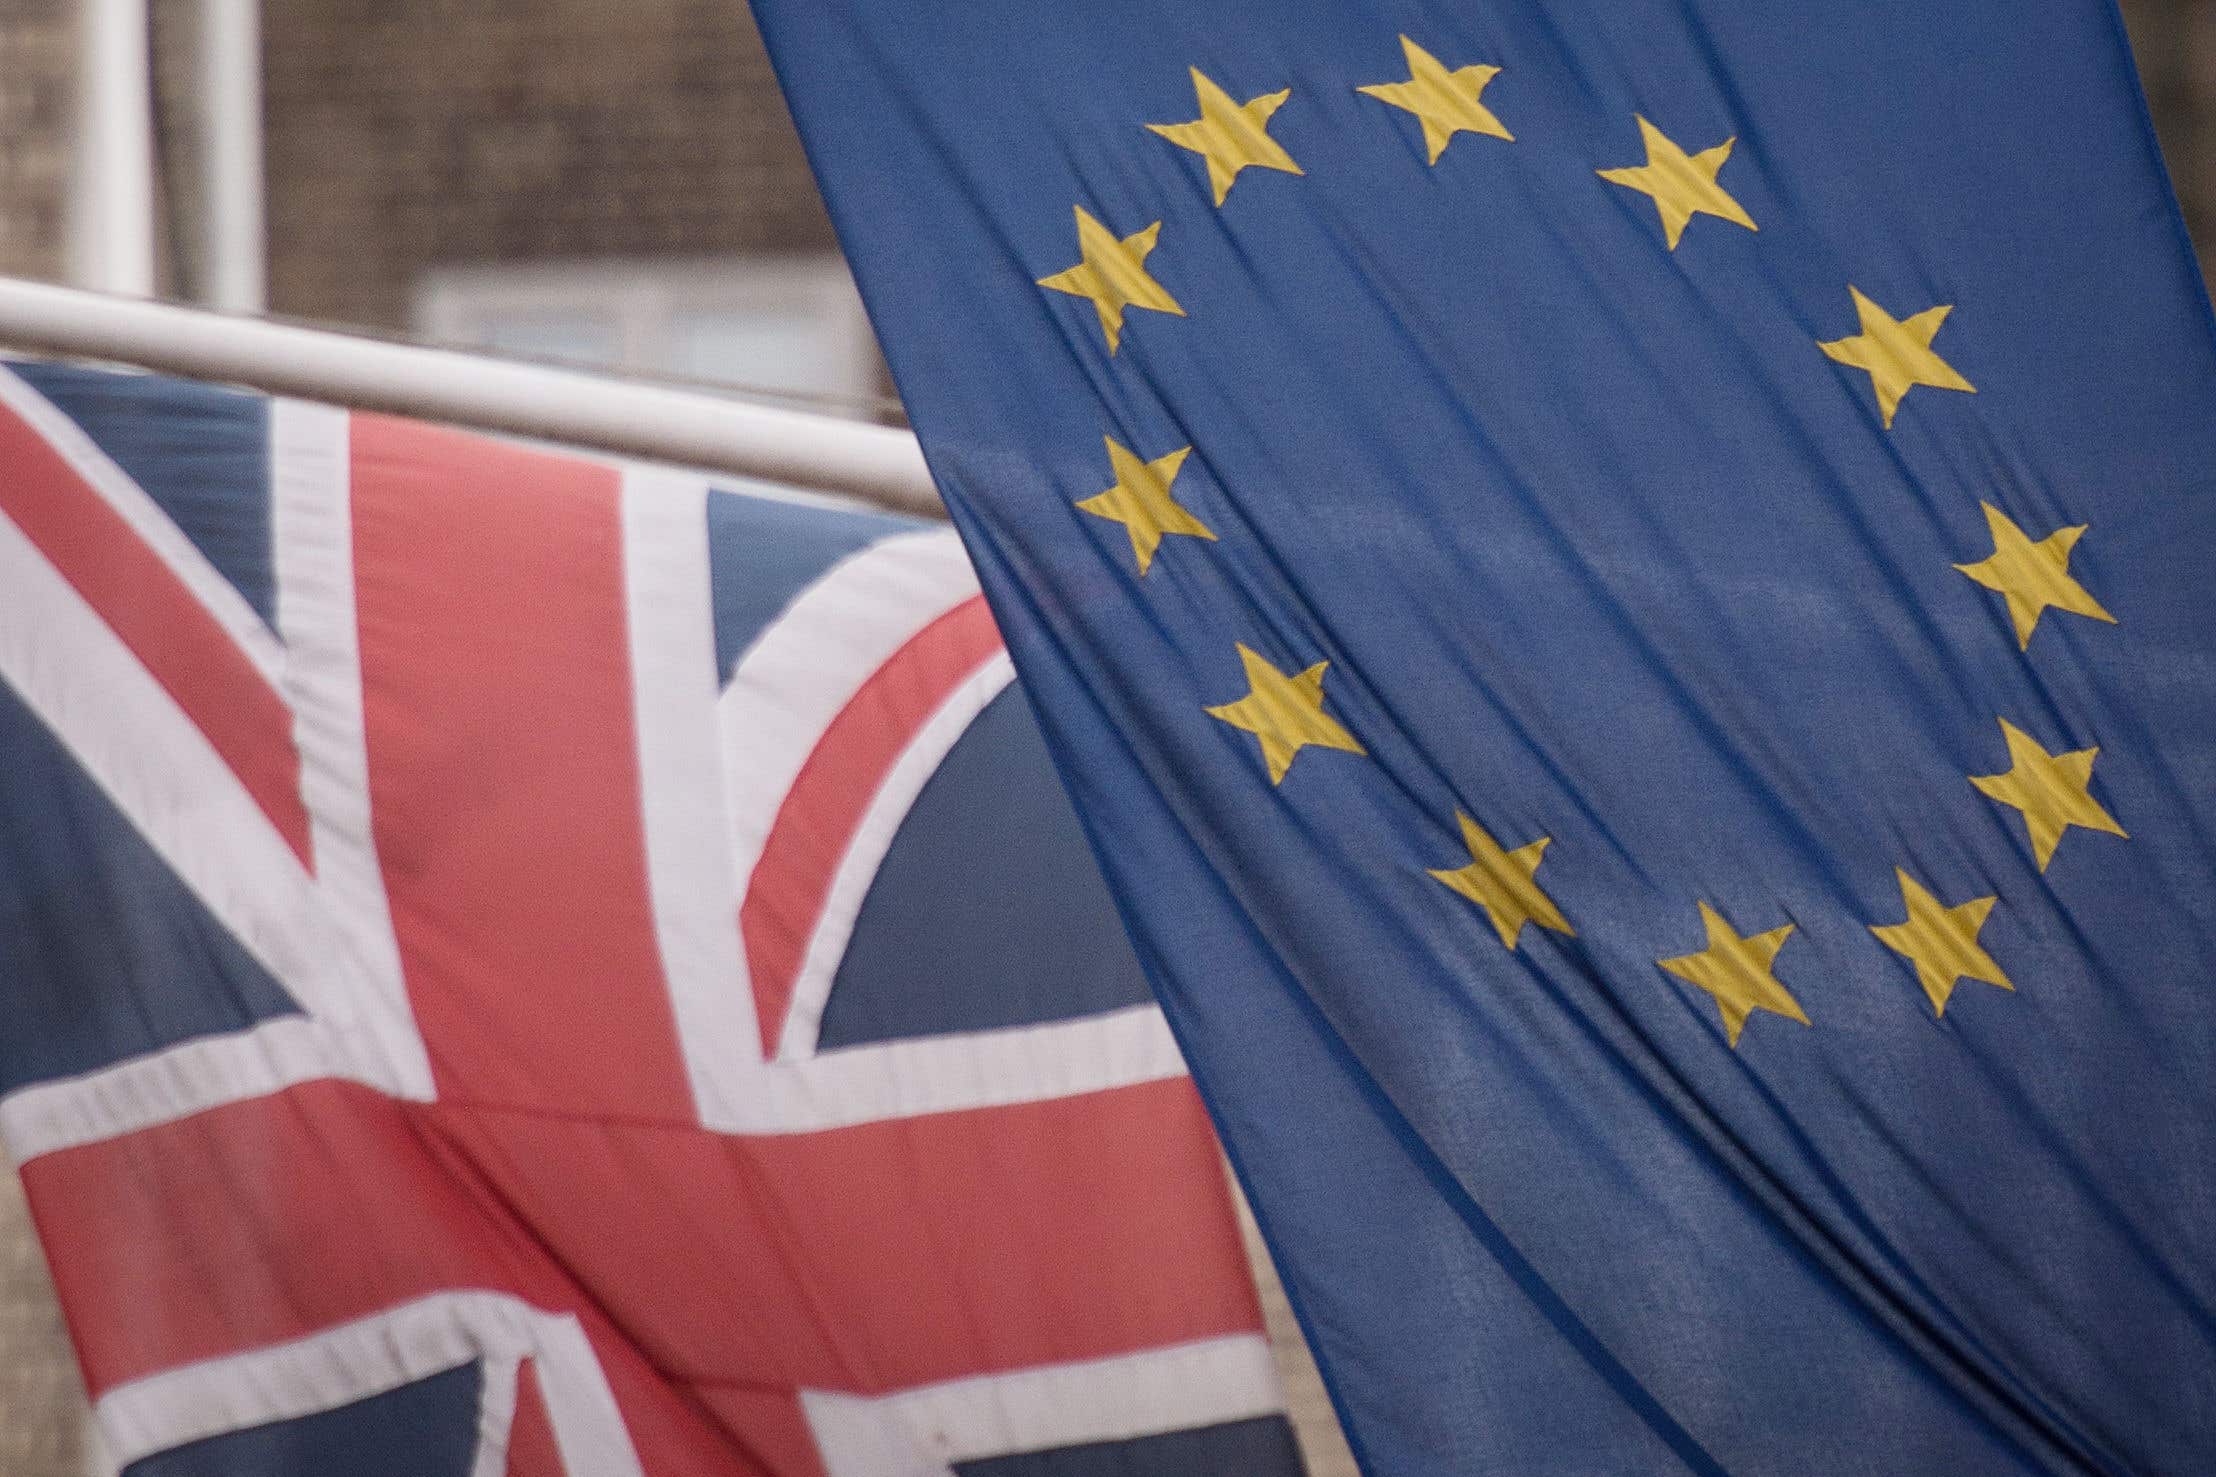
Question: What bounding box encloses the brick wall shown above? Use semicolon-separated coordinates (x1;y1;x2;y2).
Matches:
0;0;72;281
257;0;834;332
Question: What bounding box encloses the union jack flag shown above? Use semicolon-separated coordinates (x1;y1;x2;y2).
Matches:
0;361;1304;1476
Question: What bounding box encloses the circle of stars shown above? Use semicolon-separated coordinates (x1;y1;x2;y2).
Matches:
1022;33;2129;1052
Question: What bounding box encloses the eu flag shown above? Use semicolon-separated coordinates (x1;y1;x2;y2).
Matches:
751;2;2216;1469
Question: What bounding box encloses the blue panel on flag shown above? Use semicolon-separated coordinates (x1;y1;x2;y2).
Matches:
755;0;2216;1471
121;1361;484;1477
0;682;302;1096
9;361;277;628
706;484;922;682
819;684;1154;1049
953;1415;1306;1476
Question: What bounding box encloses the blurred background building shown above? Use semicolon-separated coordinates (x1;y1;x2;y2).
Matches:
0;0;886;410
1;2;2213;1472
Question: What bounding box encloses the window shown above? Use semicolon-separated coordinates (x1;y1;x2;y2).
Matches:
414;257;880;402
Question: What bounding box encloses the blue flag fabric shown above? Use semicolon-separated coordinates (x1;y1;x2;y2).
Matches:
750;3;2216;1470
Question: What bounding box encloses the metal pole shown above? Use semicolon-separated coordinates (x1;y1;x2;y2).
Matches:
197;0;265;314
69;0;158;297
0;276;940;514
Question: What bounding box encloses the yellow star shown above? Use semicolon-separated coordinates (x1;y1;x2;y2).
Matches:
1970;719;2127;871
1076;437;1216;574
1427;812;1574;950
1869;868;2013;1017
1596;116;1757;251
1036;206;1186;355
1356;35;1513;164
1818;286;1976;429
1657;901;1807;1048
1953;502;2116;650
1204;644;1366;785
1146;69;1304;206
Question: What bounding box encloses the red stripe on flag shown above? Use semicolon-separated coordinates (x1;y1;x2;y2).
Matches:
26;1080;1262;1413
0;403;310;861
424;1077;1266;1395
23;1083;529;1397
23;1083;772;1476
740;594;1003;1055
349;416;693;1122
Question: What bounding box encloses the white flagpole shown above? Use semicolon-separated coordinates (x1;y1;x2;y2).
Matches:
0;277;941;514
68;0;158;298
197;0;266;314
